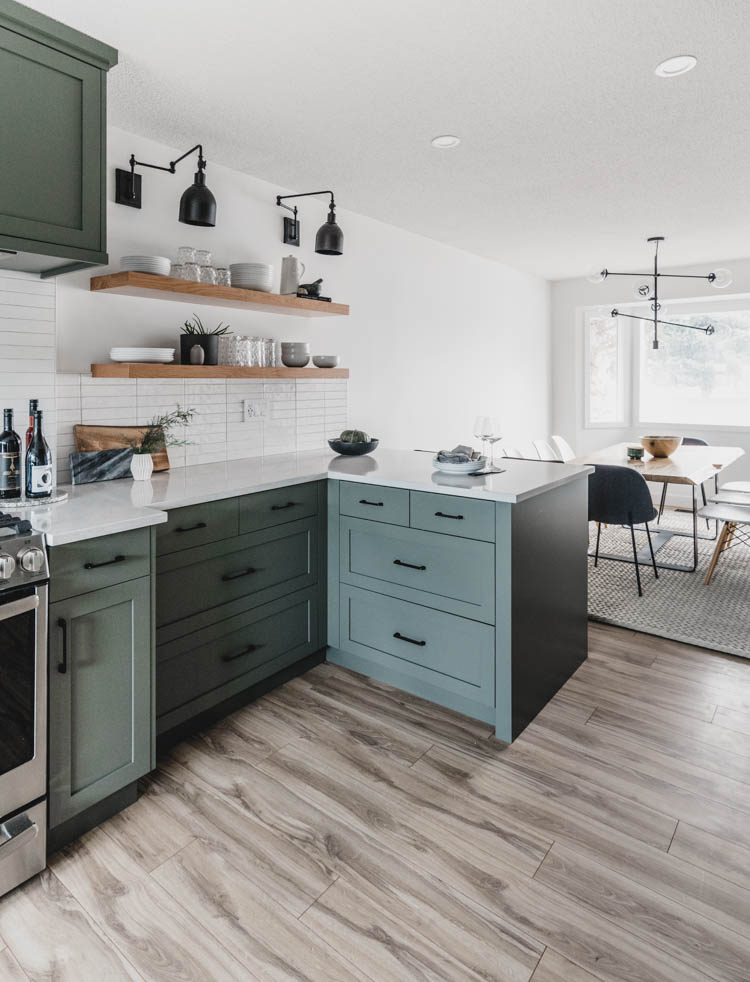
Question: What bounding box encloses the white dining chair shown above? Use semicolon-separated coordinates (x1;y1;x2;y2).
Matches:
551;434;576;462
516;443;541;460
533;439;561;461
500;446;520;458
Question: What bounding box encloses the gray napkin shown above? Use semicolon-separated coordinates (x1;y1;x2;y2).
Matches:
436;444;482;463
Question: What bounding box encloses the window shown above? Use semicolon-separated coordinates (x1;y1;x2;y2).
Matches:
584;301;750;431
584;311;627;425
638;311;750;427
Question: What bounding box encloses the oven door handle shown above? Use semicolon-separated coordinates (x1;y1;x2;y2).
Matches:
0;812;39;860
0;593;39;622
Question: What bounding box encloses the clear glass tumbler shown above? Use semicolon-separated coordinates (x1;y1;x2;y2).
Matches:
183;261;200;282
217;334;235;366
177;246;195;264
199;265;217;285
247;337;262;367
195;249;212;267
216;267;231;287
170;263;185;279
262;338;276;367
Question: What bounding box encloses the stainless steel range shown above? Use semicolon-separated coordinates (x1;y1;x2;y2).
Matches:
0;513;48;897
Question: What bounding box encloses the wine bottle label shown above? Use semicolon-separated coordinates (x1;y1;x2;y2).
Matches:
1;451;21;490
29;463;53;493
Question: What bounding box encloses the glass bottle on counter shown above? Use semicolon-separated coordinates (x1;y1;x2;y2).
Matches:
25;410;52;499
0;409;22;500
25;398;38;449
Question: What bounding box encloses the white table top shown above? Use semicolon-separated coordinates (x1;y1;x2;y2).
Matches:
27;448;592;546
572;442;745;486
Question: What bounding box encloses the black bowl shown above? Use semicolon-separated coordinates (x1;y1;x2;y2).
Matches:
328;438;379;457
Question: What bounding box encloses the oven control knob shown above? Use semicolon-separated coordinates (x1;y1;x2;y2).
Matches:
0;552;16;580
18;547;45;574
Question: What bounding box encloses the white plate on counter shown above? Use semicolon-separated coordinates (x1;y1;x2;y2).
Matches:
120;255;171;276
110;347;175;363
431;455;487;474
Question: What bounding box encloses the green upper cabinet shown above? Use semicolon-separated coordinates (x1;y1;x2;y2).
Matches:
0;0;117;274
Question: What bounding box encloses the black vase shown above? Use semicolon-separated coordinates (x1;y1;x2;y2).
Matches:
180;334;219;366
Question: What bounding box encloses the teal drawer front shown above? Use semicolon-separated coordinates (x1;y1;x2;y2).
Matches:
339;481;409;526
410;491;495;542
341;517;495;623
156;497;239;556
50;527;151;602
157;591;317;719
156;519;317;629
239;481;319;534
339;586;494;710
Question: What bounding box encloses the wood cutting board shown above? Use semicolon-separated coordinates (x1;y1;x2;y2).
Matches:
73;424;170;470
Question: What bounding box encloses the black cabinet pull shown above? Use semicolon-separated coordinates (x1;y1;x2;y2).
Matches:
222;643;262;662
57;618;68;674
175;521;207;533
393;559;427;571
222;567;257;582
393;631;426;647
435;511;464;520
359;499;384;507
271;502;295;511
84;554;125;570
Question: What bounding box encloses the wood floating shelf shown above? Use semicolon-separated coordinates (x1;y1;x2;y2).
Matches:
91;363;349;379
89;271;350;317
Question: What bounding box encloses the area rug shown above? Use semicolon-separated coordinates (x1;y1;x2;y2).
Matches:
587;510;750;659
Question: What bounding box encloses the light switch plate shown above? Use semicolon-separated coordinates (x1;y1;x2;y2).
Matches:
243;400;264;421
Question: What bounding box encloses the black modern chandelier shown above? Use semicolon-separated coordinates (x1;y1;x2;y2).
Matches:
588;237;732;349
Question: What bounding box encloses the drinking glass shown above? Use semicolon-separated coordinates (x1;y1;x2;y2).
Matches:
217;334;235;365
248;337;262;367
199;264;217;285
262;338;276;367
195;249;212;266
183;261;200;282
177;246;195;264
170;263;185;279
216;267;231;287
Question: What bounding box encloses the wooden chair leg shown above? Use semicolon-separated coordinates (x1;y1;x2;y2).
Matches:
705;522;731;585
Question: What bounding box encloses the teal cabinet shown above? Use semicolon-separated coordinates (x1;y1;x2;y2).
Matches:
48;576;152;828
0;1;117;273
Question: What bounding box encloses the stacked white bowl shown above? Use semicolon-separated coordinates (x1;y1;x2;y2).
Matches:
229;263;273;293
120;255;171;276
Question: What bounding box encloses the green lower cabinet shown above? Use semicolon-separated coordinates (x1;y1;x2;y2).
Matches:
48;576;152;829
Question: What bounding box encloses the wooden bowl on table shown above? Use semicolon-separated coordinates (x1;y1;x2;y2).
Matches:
640;435;683;458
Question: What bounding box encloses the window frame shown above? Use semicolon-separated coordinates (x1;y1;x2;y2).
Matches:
583;294;750;434
582;307;630;429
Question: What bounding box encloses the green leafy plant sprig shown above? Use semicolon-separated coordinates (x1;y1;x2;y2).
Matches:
182;313;230;336
128;406;196;455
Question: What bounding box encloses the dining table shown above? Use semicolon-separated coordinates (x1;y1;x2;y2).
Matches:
571;442;746;572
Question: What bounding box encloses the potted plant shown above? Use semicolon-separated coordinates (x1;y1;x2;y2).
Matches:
127;406;195;481
180;313;230;366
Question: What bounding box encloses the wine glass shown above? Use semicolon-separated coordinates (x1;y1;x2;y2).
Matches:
484;417;503;471
473;416;489;461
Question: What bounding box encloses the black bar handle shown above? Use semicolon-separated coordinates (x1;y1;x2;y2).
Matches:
434;511;464;521
222;567;257;582
175;521;207;533
57;618;68;674
393;631;426;647
84;554;125;570
271;502;296;511
359;499;384;507
222;643;262;662
393;559;427;571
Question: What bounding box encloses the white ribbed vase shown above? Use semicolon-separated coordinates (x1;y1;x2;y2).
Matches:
130;453;154;481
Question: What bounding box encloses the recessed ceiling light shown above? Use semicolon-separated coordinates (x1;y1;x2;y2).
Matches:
655;55;697;77
431;135;461;149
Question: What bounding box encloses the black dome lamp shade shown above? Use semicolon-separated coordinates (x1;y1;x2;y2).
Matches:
115;143;217;227
276;190;343;255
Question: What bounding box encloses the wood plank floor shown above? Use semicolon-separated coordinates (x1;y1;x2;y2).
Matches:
2;623;750;981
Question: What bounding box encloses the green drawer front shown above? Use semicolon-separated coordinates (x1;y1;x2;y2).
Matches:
156;591;316;718
50;527;151;602
239;481;319;534
341;585;494;704
341;517;495;623
339;481;409;526
410;491;495;542
156;497;239;556
156;521;316;629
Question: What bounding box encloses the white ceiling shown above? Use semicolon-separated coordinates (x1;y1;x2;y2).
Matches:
25;0;750;279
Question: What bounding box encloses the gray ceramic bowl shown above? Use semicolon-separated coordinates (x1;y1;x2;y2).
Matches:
281;342;310;368
328;438;379;456
312;354;340;368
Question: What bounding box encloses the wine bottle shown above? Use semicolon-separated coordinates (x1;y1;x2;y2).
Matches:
25;409;53;499
25;398;38;450
0;409;22;500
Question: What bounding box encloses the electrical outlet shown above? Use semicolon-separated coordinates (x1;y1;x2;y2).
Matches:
243;400;264;421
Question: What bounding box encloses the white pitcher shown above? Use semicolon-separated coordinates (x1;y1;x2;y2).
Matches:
280;255;306;295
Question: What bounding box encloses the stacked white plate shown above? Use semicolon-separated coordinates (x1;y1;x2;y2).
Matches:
110;347;174;363
230;263;273;293
120;255;171;276
432;455;487;474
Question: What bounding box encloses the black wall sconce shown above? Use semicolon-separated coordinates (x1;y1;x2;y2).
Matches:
275;190;343;255
115;144;217;227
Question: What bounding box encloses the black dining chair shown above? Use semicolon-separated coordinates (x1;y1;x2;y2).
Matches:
588;464;659;597
657;437;711;526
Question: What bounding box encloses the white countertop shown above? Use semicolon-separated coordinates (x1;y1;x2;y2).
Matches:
30;448;592;546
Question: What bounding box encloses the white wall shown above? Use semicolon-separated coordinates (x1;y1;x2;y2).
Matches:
55;126;551;453
551;258;750;489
